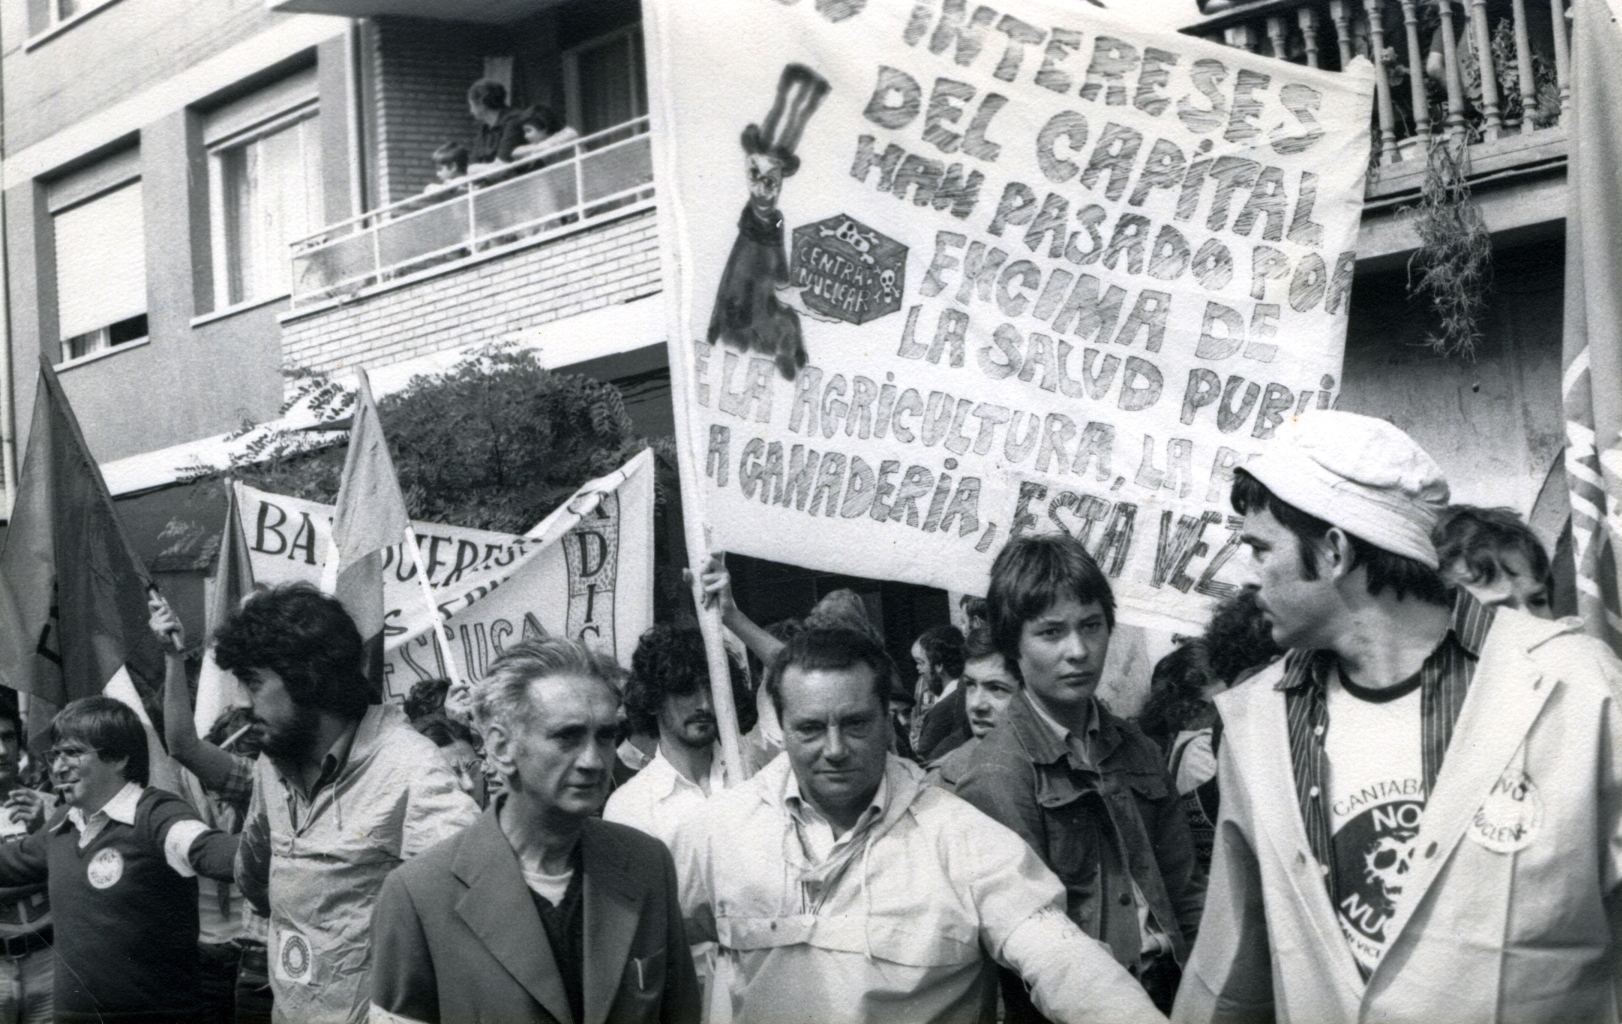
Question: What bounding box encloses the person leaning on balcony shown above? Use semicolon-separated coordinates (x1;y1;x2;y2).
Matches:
466;79;525;174
510;106;580;166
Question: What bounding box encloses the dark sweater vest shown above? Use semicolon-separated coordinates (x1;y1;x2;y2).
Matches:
0;788;202;1022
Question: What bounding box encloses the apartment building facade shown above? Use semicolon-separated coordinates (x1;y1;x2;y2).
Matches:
0;0;1586;683
1183;0;1575;580
1;0;664;478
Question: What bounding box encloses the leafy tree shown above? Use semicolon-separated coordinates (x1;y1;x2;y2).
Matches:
215;346;672;534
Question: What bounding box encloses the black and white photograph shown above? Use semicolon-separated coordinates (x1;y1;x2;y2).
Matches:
0;0;1618;1020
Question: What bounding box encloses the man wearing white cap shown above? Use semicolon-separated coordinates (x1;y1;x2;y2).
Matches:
1173;410;1622;1024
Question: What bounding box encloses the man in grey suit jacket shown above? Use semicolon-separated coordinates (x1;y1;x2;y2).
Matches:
369;638;701;1024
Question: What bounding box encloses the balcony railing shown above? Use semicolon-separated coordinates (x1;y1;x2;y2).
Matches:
1184;0;1568;169
288;116;655;309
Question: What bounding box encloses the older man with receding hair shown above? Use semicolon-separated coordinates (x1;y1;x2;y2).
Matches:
370;638;700;1024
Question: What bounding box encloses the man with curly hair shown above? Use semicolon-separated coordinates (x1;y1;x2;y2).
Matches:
604;625;751;848
214;584;477;1024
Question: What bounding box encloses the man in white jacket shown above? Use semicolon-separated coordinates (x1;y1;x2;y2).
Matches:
673;625;1163;1024
1173;411;1622;1024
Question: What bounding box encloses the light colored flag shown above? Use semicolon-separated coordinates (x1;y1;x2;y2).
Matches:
1562;0;1622;651
0;358;168;741
329;369;412;690
193;481;257;736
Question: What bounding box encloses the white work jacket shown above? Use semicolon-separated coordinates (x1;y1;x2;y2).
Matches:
1175;608;1622;1024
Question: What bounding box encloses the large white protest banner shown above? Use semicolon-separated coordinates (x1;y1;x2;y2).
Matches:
239;448;654;700
647;0;1373;632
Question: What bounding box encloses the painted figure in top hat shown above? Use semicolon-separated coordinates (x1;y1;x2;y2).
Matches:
707;63;831;382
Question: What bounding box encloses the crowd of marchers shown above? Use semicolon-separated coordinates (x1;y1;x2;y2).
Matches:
0;408;1611;1024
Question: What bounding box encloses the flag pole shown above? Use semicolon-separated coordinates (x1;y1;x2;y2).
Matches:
402;524;470;701
643;1;747;785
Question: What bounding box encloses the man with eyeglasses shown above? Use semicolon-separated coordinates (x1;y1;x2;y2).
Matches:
0;695;239;1023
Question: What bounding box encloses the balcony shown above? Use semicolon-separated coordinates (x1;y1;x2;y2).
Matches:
1183;0;1571;263
288;116;654;311
1184;0;1569;185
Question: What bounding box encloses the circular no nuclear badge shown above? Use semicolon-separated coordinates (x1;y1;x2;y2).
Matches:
1468;769;1544;853
277;930;313;985
86;848;123;889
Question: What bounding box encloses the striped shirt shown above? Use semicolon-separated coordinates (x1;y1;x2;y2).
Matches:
1277;591;1494;902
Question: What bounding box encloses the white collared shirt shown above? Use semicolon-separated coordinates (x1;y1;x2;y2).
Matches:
603;745;727;848
783;771;889;864
65;782;210;877
936;677;960;703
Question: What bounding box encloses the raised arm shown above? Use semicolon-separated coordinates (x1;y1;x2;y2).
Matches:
690;553;783;666
151;591;251;794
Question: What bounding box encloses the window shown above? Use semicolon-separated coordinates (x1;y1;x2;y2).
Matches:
52;177;147;363
205;71;323;310
25;0;119;39
564;24;648;136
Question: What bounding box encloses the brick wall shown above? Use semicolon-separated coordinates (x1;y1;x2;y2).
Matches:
370;18;485;205
280;209;661;374
369;16;559;205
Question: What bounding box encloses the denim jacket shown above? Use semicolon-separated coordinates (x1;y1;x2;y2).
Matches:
957;692;1205;970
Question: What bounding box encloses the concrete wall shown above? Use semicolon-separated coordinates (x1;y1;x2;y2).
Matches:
2;0;285;156
1339;237;1566;540
280;208;661;374
5;31;356;464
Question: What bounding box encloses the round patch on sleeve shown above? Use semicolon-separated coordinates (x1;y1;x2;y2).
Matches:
275;930;314;986
86;848;123;889
1468;770;1543;853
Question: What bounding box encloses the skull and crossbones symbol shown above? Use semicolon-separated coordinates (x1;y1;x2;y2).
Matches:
877;267;899;301
1363;835;1418;899
819;218;879;265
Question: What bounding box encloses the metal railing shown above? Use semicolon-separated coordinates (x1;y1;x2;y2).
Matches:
1185;0;1568;167
288;116;655;308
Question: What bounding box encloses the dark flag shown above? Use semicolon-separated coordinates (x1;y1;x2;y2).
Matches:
0;357;166;739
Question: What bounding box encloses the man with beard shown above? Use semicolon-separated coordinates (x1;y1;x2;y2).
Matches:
605;625;747;847
370;638;700;1024
214;584;477;1024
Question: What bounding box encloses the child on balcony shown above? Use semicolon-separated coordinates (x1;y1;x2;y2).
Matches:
509;107;579;166
424;143;469;193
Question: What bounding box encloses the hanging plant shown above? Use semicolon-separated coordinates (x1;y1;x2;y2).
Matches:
1405;135;1492;360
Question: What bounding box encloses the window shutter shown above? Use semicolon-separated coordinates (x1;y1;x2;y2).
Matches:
54;180;146;340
